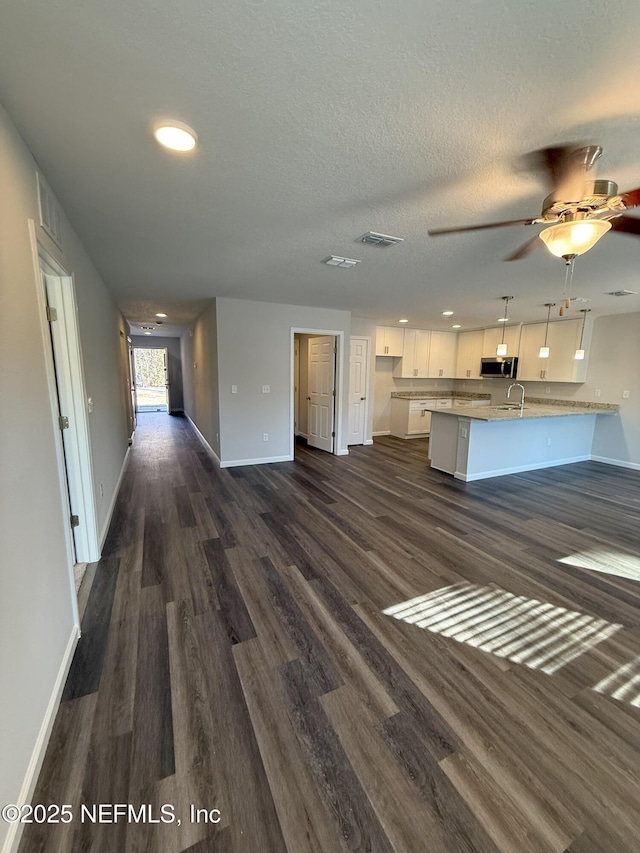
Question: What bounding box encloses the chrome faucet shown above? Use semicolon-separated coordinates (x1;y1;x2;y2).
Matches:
507;383;525;416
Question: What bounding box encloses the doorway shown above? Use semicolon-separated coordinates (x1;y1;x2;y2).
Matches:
35;242;100;579
133;347;169;413
292;331;342;456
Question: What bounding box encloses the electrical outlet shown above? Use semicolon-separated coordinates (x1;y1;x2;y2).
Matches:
231;385;237;394
262;433;269;441
262;385;270;394
594;389;601;397
622;390;630;399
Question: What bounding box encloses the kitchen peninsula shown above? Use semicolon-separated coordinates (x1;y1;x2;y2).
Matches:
428;398;619;481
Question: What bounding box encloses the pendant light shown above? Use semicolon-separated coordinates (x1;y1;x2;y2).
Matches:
574;309;591;360
496;296;513;356
539;303;555;359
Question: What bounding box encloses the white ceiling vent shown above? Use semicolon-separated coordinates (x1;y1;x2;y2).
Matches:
605;289;638;297
324;255;361;268
36;173;63;249
359;231;404;247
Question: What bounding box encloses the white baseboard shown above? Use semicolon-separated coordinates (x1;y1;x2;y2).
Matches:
336;448;349;456
295;431;308;439
185;414;221;465
221;454;293;468
453;454;592;482
591;455;640;471
99;445;130;552
373;430;391;436
364;439;374;445
3;625;80;853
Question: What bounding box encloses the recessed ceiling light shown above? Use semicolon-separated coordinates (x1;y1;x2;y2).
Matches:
398;318;409;323
154;122;198;152
452;324;461;329
442;310;454;316
497;317;509;322
155;312;167;318
144;331;152;335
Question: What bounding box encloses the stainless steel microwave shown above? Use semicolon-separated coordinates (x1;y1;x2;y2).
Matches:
480;356;518;378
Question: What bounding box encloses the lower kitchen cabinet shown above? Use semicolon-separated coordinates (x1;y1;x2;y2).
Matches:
390;397;453;438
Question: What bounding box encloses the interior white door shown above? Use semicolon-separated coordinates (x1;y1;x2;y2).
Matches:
43;272;99;563
307;335;335;452
348;337;369;445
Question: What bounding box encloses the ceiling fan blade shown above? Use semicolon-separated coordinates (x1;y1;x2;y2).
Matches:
620;187;640;208
503;234;542;261
610;215;640;236
526;144;601;202
428;218;537;236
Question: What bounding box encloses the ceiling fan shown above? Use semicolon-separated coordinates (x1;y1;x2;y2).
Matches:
428;145;640;261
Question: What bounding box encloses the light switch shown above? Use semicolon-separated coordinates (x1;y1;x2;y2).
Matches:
231;385;238;394
87;397;94;413
262;385;270;394
622;390;630;399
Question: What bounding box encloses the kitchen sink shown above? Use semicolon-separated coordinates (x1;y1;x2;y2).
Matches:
492;405;528;410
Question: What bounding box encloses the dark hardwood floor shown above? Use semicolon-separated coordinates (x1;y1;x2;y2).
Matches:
20;413;640;852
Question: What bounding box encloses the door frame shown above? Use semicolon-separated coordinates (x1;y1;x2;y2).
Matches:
132;345;170;413
29;222;94;625
289;327;346;459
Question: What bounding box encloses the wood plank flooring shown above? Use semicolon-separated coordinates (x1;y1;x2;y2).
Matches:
20;414;640;852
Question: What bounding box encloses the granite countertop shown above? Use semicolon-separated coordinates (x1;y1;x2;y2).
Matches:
432;399;619;422
390;391;491;400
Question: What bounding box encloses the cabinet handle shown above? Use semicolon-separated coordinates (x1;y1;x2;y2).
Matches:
439;368;443;376
467;369;470;377
414;368;418;376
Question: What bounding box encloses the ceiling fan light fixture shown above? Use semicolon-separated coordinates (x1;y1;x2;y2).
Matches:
539;219;611;258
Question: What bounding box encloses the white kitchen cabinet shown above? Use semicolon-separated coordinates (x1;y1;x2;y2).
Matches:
455;330;484;379
390;397;435;438
518;318;587;382
427;331;457;378
393;329;430;378
376;326;404;356
482;325;521;358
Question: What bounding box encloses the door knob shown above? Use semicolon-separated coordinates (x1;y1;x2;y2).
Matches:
306;396;311;400
360;396;366;400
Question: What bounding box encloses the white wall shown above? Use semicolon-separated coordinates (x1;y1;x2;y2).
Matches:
216;298;351;465
0;102;129;851
181;301;220;456
130;335;184;411
450;312;640;468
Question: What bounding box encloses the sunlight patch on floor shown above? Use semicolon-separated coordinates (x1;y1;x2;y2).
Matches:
593;657;640;708
383;582;621;675
557;549;640;582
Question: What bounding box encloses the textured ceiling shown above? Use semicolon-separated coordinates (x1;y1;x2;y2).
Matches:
2;0;640;334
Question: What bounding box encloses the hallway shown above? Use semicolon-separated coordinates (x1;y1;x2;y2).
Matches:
21;414;640;852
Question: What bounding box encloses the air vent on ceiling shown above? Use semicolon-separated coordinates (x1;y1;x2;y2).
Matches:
140;325;156;331
605;289;638;297
563;297;591;304
359;231;404;247
36;173;63;249
324;255;361;268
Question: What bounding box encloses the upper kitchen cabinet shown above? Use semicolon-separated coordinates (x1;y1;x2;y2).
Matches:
376;326;405;356
393;328;431;378
427;331;458;378
455;329;484;379
518;318;588;382
482;325;521;358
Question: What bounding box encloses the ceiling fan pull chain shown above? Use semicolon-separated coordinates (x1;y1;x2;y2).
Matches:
562;255;575;313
